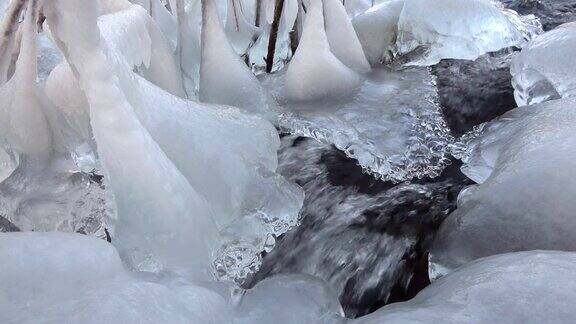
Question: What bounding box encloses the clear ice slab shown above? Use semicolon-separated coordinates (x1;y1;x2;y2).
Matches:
261;66;454;182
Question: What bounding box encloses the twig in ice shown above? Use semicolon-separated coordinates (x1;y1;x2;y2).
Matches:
265;0;286;73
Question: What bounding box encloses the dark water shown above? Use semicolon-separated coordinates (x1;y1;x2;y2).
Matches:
255;1;576;318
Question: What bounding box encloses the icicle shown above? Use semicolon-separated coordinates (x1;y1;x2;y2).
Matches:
0;0;28;84
98;1;186;96
323;0;370;73
199;0;278;121
284;0;360;101
224;0;260;55
0;0;53;164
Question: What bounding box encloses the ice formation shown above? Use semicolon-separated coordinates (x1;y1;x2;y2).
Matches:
323;0;370;73
357;251;576;323
396;0;541;65
0;0;107;237
352;0;405;66
430;98;576;276
264;66;454;182
511;22;576;106
0;0;303;284
284;0;361;101
199;0;279;120
246;0;298;73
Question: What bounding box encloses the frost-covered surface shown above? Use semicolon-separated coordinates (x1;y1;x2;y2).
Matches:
396;0;541;65
511;22;576;106
263;67;454;182
356;251;576;323
431;98;576;276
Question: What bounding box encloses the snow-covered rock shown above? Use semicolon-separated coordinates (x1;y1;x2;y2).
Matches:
0;232;233;324
511;22;576;106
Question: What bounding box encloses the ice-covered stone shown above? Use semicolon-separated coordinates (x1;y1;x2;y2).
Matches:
352;0;405;66
396;0;540;65
263;66;454;182
511;22;576;106
356;251;576;323
431;98;576;276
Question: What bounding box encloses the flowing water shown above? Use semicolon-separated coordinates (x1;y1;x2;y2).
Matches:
254;0;576;318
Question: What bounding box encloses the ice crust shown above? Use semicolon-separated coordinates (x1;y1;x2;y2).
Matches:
431;98;576;276
396;0;540;65
511;22;576;106
263;66;454;182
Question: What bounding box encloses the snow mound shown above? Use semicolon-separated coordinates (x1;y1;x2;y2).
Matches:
431;98;576;276
0;232;233;324
511;22;576;106
262;66;454;182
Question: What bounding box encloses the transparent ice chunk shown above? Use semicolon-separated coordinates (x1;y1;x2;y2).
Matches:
262;66;454;182
511;22;576;106
396;0;541;66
